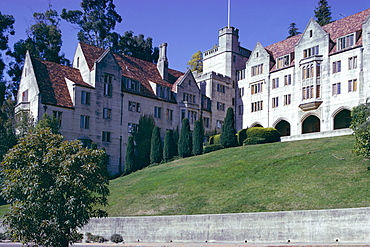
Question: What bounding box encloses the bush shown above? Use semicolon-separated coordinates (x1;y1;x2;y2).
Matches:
110;233;124;243
220;107;238;148
86;232;108;243
209;134;221;145
237;128;248;146
244;127;280;145
203;144;224;153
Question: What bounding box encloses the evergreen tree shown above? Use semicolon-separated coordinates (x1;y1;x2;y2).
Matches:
287;23;301;38
220;107;238;148
124;136;135;175
314;0;334;26
178;118;192;158
150;126;163;164
133;115;155;170
192;119;204;155
163;130;176;162
173;126;179;156
35;112;60;134
187;50;203;73
0;99;17;162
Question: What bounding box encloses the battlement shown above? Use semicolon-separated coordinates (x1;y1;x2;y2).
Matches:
196;71;232;83
204;46;219;58
219;26;239;36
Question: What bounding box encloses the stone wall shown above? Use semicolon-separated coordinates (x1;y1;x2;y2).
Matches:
81;207;370;244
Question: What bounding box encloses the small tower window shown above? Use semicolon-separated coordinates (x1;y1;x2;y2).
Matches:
309;30;313;38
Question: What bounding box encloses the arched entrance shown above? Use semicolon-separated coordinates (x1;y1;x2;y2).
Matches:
302;115;320;134
251;123;263;127
275;120;291;136
334;109;351;130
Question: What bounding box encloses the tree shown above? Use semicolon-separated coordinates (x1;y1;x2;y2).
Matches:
124;136;135;175
15;110;34;138
178;118;192;158
133;115;155;170
187;50;203;73
163;130;176;162
220;107;238;148
1;128;109;247
150;126;163;164
287;23;301;38
314;0;334;26
350;101;370;157
192;119;204;155
61;0;122;49
7;8;69;99
35;112;60;134
0;99;16;161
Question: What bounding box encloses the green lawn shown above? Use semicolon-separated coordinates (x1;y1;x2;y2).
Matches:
0;135;369;217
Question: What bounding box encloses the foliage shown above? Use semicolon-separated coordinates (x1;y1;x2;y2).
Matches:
15;110;34;138
314;0;334;26
187;50;203;73
287;23;301;38
85;232;108;243
209;134;220;145
61;0;122;49
192;119;204;155
173;126;179;156
35;112;60;134
220;107;238;148
350;102;370;130
350;102;370;157
203;144;224;154
124;136;135;175
110;233;124;243
150;126;163;164
237;128;248;146
0;99;16;161
244;127;280;145
1;128;109;247
0;12;14;99
133;115;155;170
163;130;176;162
178;118;192;158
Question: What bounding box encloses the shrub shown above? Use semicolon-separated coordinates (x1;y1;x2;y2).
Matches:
193;120;204;155
244;127;280;145
86;232;108;243
203;144;224;153
178;118;192;158
110;233;124;243
237;128;248;146
209;134;221;145
163;130;176;162
150;126;163;164
220;107;238;148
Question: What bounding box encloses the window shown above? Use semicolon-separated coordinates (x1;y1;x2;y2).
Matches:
53;111;62;127
21;90;28;102
216;120;224;129
188;110;197;123
216;102;225;111
251;64;263;76
284;94;291;105
203;117;210;128
81;91;90;105
302;64;314;79
333;61;341;73
80;115;90;129
128;101;141;112
332;83;341;96
272;78;279;89
284;74;291;85
154;106;162;118
251;101;263;112
348;79;357;92
156;85;170;99
102;131;111;142
316;85;321;98
303;46;319;58
348;56;357;70
217;84;226;93
123;76;140;92
183;93;196;103
337;34;355;51
251;81;263;94
277;55;290;69
272;97;279;108
103;108;112;119
302;86;314;100
237;69;245;80
128;123;138;133
238;105;244;115
166;109;173;121
104;74;113;96
239;87;245;97
316;63;321;77
181;109;186;120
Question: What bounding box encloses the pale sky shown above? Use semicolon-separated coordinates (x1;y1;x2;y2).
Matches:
1;0;369;72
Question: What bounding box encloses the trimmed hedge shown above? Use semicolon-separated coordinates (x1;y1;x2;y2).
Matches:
237;128;248;146
203;144;224;153
209;134;221;145
244;127;280;145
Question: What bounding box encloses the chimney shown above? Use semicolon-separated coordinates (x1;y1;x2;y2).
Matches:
157;43;168;81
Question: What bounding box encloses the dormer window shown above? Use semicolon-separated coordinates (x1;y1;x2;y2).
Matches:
122;76;140;92
337;33;355;51
303;46;319;58
277;55;290;69
251;64;263;76
156;85;170;100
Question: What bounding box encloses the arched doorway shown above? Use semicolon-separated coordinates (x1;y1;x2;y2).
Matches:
275;120;291;136
251;123;263;127
302;115;320;134
334;109;351;130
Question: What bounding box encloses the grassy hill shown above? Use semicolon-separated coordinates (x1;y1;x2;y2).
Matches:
0;135;369;217
104;135;370;216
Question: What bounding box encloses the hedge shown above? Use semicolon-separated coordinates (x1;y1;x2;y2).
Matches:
203;144;224;153
209;134;221;145
237;128;248;146
244;127;280;145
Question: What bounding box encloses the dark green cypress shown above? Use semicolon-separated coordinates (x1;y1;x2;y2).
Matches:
314;0;334;26
150;126;163;164
124;136;135;174
178;118;192;158
133;115;155;169
163;130;176;162
192;119;204;155
220;107;238;148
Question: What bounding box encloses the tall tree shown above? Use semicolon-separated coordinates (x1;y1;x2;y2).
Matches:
192;119;204;155
314;0;334;26
220;107;238;148
163;130;176;162
61;0;122;49
7;8;69;99
287;23;301;38
1;128;109;247
35;112;60;134
150;126;163;164
0;99;17;161
124;136;135;175
187;50;203;73
133;115;155;170
178;118;192;158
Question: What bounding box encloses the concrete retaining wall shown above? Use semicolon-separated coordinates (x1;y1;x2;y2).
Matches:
81;207;370;245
